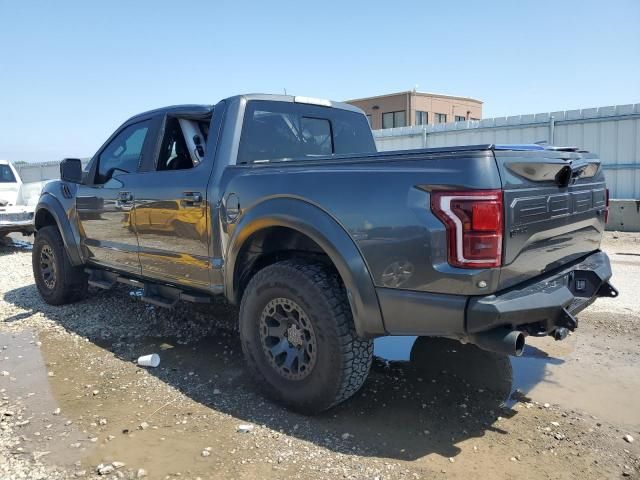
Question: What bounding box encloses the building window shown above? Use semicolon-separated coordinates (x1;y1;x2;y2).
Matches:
455;115;466;122
470;118;480;121
382;111;406;129
365;115;372;127
434;113;447;124
416;111;428;125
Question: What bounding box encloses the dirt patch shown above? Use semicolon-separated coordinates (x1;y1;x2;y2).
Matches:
0;232;639;479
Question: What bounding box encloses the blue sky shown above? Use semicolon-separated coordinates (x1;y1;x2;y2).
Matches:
1;0;639;162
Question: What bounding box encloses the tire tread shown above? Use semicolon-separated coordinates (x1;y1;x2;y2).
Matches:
33;226;88;305
239;259;373;412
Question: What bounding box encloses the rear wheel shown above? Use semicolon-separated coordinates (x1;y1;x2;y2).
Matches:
239;260;373;414
32;226;88;305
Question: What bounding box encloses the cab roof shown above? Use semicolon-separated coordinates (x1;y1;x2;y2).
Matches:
127;94;364;124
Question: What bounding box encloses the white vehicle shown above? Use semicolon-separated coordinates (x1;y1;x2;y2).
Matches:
0;159;40;238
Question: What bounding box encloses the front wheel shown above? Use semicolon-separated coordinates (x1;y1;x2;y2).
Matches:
239;260;373;414
32;226;88;305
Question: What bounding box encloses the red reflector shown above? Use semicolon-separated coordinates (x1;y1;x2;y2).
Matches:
472;203;501;231
463;233;502;260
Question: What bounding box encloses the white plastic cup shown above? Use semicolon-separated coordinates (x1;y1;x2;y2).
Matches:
137;353;160;368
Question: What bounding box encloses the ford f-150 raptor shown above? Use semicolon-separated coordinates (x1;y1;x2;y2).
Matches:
32;94;617;413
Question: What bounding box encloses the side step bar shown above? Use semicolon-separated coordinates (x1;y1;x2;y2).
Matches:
85;268;212;308
86;269;119;289
88;278;116;290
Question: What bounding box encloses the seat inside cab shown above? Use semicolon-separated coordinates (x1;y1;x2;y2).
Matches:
157;117;208;171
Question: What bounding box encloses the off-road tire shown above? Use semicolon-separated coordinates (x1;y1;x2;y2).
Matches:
239;260;373;414
32;225;88;305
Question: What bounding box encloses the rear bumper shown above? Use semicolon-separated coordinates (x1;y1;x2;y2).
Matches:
377;250;615;336
466;250;615;334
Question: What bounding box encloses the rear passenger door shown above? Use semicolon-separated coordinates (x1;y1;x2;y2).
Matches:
133;116;214;290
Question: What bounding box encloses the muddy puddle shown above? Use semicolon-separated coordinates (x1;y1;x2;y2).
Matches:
2;328;516;476
375;334;640;428
1;320;638;477
0;331;92;469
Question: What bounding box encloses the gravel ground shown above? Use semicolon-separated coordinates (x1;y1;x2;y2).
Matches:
0;232;639;479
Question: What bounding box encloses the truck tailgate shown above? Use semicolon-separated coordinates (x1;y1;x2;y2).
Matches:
495;148;607;290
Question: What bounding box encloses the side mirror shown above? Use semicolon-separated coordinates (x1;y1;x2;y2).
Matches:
60;158;83;183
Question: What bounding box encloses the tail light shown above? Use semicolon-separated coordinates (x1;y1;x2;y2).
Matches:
430;190;503;269
604;188;610;224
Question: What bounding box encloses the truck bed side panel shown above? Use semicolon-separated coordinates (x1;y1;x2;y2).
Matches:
220;151;502;297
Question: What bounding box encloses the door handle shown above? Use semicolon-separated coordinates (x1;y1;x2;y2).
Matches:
182;192;203;206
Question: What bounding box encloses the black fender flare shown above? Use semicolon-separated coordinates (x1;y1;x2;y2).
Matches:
224;197;385;338
35;194;83;266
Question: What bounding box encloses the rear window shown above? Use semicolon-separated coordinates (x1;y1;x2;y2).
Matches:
0;164;16;183
238;100;375;163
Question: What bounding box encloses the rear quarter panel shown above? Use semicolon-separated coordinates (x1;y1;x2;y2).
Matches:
219;150;503;296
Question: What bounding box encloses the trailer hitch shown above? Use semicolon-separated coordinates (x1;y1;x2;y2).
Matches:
549;308;578;342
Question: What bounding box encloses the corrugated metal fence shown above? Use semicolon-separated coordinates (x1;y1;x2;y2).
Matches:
374;104;640;199
13;104;640;199
15;160;62;183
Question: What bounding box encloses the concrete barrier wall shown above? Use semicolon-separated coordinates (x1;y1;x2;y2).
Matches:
607;199;640;232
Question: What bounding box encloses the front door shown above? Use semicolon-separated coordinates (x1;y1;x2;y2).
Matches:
76;119;153;274
134;116;213;289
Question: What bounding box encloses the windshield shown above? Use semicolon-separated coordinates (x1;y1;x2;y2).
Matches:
0;164;17;183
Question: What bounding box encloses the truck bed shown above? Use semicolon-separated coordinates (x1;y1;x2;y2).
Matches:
232;143;606;296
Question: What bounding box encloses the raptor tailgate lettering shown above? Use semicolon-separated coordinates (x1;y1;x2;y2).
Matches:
498;180;607;289
509;188;606;226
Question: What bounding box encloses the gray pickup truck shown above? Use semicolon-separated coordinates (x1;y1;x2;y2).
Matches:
32;94;617;413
